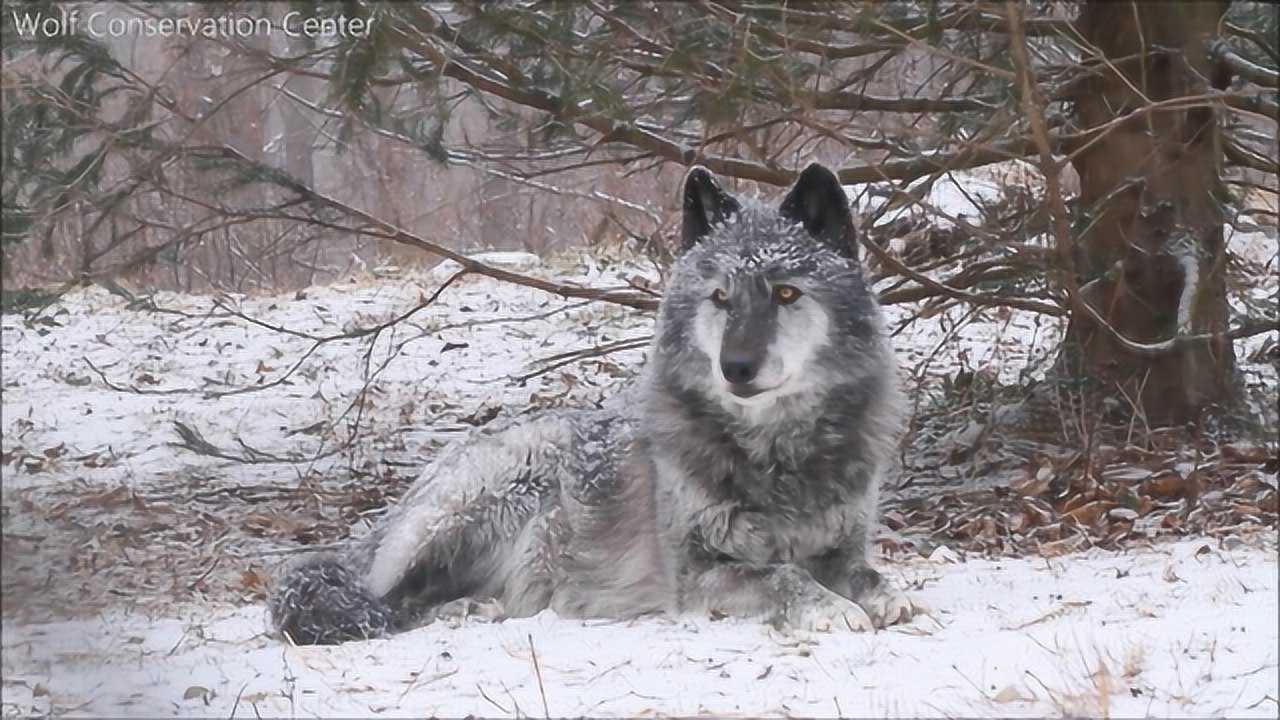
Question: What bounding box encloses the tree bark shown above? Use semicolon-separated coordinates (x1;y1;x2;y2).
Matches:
1063;1;1234;426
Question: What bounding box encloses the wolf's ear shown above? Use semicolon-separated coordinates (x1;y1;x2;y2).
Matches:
779;163;857;260
681;166;740;253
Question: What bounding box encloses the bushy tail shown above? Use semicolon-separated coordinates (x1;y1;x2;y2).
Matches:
268;554;395;645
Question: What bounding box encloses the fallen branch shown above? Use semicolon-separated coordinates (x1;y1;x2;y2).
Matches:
861;232;1065;316
511;336;652;384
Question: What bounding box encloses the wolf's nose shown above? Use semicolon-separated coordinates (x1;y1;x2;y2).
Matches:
721;356;759;385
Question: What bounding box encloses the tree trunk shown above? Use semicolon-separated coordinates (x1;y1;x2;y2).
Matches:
1063;0;1234;426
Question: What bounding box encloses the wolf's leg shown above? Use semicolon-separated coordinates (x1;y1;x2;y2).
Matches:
376;488;553;627
363;417;576;631
685;562;874;632
807;551;922;629
693;503;778;565
394;507;560;627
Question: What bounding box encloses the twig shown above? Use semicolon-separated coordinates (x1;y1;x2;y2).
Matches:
475;684;510;716
397;667;459;706
82;357;200;396
529;634;550;720
860;235;1066;316
511;336;652;384
228;680;249;720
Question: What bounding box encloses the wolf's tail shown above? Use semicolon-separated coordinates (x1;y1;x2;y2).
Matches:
268;554;395;645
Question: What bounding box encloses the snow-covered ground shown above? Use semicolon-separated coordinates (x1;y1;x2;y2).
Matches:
4;536;1276;717
2;176;1276;717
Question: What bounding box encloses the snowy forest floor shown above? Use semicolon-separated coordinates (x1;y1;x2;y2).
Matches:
3;196;1277;717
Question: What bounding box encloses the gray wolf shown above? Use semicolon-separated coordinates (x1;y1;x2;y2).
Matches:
269;163;919;644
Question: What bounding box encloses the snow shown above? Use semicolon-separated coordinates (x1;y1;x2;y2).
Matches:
3;537;1275;717
430;250;544;281
3;233;1277;717
848;161;1044;230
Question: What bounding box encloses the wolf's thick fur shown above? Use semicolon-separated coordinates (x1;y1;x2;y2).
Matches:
269;164;918;644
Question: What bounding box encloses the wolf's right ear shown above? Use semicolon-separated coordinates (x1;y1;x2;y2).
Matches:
680;166;740;253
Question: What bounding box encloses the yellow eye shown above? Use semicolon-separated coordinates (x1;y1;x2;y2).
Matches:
710;288;730;307
773;284;801;305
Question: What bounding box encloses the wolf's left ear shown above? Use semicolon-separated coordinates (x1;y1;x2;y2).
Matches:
681;166;740;253
779;163;857;260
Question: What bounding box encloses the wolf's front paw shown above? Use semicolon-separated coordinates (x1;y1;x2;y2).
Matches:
432;597;506;625
787;592;874;633
855;585;923;628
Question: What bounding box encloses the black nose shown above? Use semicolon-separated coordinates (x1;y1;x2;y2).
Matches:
720;355;759;385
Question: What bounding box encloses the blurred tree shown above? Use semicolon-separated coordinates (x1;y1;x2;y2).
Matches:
1063;1;1238;425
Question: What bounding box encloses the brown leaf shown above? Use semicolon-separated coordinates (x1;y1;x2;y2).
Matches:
239;568;267;599
1062;492;1092;514
1019;498;1054;528
1220;444;1269;464
243;513;298;537
1039;535;1085;558
1142;470;1189;500
882;510;907;531
83;485;130;509
993;684;1031;703
460;405;501;427
1013;469;1052;498
1063;501;1116;527
1108;507;1139;522
1258;490;1277;513
1030;523;1064;543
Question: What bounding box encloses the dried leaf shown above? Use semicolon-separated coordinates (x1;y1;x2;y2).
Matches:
1108;507;1139;521
460;405;501;427
1013;474;1051;498
882;510;907;531
928;545;961;564
1142;470;1189;500
1064;501;1116;527
993;685;1031;703
1221;444;1269;464
1038;535;1085;558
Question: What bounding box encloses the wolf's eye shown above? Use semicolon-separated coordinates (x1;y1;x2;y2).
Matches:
710;288;730;308
773;284;802;305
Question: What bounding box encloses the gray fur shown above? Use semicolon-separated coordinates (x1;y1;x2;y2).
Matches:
269;163;917;645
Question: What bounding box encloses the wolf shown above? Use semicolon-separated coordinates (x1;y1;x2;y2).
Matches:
269;163;920;644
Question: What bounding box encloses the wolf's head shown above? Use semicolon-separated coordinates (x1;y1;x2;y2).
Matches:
652;163;891;423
